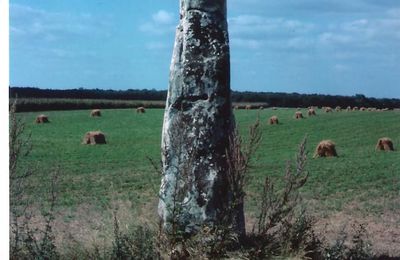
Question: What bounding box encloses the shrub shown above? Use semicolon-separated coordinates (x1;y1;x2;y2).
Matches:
111;212;157;260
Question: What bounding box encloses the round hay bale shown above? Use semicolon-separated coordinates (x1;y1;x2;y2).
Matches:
376;137;394;151
35;114;49;124
245;105;252;110
346;106;351;111
269;115;279;125
136;107;146;113
335;106;341;112
360;107;367;111
353;106;359;111
314;140;338;158
82;131;106;145
325;107;333;113
294;111;304;119
90;109;101;117
308;108;316;116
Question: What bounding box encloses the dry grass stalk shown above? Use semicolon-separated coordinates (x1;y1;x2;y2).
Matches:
249;137;311;257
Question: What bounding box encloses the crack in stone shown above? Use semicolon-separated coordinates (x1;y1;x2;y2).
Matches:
171;94;209;111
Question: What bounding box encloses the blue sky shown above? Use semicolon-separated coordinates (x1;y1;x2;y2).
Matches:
9;0;400;98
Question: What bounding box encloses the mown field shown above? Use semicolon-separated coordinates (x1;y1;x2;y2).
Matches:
18;107;399;216
13;106;400;255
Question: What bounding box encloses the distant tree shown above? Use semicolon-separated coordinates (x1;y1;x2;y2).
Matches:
9;87;400;109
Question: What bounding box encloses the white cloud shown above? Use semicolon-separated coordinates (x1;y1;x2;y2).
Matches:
286;37;314;49
139;23;175;35
139;10;176;35
152;10;174;25
231;38;264;49
229;15;315;36
334;64;350;71
228;14;317;54
319;32;353;45
387;8;400;17
319;11;400;48
10;3;112;41
145;41;170;50
10;26;25;35
50;48;72;58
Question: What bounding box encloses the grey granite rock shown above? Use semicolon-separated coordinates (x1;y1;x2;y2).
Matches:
158;0;244;236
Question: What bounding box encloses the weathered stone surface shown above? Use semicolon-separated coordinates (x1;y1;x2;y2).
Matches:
158;0;244;235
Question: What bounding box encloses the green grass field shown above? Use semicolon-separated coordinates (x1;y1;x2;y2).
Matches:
18;108;400;217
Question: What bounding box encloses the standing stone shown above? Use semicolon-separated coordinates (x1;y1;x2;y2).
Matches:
159;0;244;235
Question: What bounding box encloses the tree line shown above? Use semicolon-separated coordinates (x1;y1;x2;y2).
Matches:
9;87;400;109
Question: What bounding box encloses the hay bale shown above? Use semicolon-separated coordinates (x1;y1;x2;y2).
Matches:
335;106;341;112
245;105;252;110
308;108;316;116
325;107;333;113
353;107;359;111
269;115;279;125
376;137;394;151
313;140;337;158
82;131;106;145
346;106;351;111
136;107;146;113
90;109;101;117
272;107;277;110
35;114;49;124
360;107;367;111
294;111;304;119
